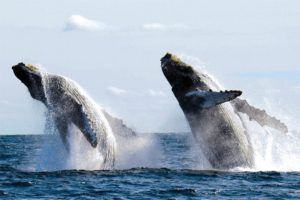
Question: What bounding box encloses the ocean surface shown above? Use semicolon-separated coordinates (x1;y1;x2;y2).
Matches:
0;133;299;199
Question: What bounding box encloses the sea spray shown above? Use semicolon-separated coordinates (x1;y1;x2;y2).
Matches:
65;124;105;170
36;129;164;171
115;133;162;169
186;134;211;169
178;53;224;91
239;113;300;172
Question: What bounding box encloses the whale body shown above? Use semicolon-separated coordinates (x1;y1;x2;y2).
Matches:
161;53;288;169
12;63;134;168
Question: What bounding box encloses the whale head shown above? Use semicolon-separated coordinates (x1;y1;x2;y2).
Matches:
12;63;46;103
161;53;242;110
161;53;213;95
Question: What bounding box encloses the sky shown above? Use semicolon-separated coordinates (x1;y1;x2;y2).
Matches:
0;0;300;134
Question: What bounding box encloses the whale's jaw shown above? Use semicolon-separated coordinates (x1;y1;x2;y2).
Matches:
12;63;46;104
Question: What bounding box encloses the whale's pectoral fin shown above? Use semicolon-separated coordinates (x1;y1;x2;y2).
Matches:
232;98;288;133
70;103;98;148
185;90;242;109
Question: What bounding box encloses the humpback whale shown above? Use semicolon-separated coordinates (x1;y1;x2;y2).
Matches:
161;53;288;169
12;63;135;168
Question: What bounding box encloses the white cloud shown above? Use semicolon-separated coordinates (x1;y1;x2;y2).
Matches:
145;89;166;97
107;86;127;96
142;23;188;31
64;15;107;31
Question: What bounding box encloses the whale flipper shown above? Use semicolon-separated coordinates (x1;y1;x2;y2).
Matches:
232;98;288;133
185;90;242;109
70;102;99;147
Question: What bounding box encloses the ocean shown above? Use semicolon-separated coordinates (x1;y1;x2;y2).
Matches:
0;133;299;199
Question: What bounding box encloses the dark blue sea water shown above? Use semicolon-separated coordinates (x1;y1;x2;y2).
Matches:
0;134;299;199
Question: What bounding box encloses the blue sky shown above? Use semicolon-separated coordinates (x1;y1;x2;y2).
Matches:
0;0;300;134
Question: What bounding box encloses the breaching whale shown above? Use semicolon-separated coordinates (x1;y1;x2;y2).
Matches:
12;63;134;168
161;53;288;169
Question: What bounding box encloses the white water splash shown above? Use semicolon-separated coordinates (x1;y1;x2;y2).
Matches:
115;134;162;169
238;112;300;172
35;115;107;171
66;124;106;170
177;53;224;91
35;131;163;171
